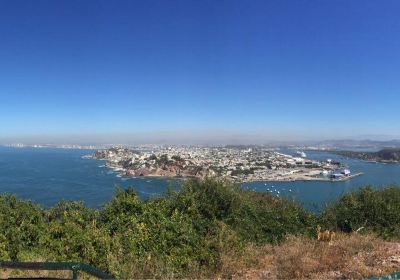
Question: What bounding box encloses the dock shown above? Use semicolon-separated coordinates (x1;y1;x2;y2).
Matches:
329;172;364;182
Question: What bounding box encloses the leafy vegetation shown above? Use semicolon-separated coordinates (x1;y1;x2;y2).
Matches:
0;179;399;278
321;186;400;239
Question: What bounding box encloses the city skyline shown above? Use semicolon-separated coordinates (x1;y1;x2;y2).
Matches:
1;0;400;143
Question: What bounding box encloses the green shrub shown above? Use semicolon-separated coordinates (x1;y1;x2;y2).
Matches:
0;194;45;260
174;178;317;244
321;186;400;239
0;180;399;278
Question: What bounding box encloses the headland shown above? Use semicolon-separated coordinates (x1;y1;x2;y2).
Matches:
86;146;359;183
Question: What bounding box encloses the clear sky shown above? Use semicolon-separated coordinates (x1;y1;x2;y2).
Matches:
1;0;399;144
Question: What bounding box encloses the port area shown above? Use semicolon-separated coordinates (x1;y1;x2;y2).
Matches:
325;172;364;182
243;172;364;183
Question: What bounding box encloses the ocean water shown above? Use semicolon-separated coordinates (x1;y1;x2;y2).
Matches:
0;146;400;211
0;147;179;207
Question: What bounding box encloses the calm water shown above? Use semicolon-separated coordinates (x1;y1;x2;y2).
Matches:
245;149;400;212
0;147;400;211
0;147;179;207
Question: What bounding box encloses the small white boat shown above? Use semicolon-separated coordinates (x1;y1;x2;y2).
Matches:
296;151;307;158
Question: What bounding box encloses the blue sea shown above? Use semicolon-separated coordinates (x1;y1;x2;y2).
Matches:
0;146;400;212
0;147;180;207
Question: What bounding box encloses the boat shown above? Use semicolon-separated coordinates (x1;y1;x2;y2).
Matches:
296;151;307;158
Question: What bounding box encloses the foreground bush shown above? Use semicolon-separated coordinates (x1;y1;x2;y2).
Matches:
0;178;316;278
321;186;400;239
173;178;317;244
0;179;399;278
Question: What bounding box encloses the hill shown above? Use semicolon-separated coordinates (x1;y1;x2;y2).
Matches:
335;148;400;162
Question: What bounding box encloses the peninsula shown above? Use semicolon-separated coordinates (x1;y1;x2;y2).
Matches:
334;148;400;163
86;146;354;182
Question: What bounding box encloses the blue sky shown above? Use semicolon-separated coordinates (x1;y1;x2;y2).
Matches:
1;0;399;144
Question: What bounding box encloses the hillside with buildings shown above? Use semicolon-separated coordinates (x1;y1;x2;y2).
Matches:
89;146;344;182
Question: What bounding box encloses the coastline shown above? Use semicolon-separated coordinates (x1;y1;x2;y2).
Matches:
99;163;364;184
330;149;400;164
84;147;367;184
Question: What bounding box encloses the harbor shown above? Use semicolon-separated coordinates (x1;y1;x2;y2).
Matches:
246;171;364;183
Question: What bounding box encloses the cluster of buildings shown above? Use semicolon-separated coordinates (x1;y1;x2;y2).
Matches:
90;146;343;182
